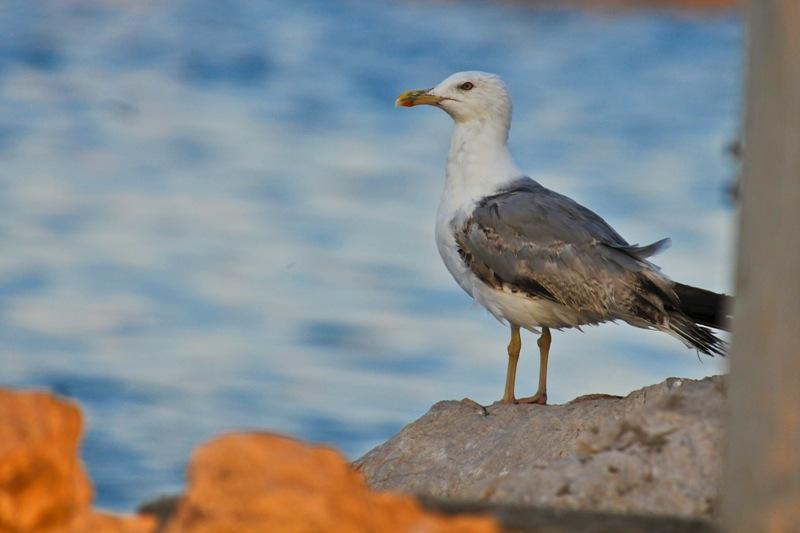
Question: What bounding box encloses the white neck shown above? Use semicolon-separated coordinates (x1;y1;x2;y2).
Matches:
443;118;522;207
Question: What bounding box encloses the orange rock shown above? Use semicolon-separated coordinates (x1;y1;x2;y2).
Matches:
0;390;92;531
65;511;157;533
165;432;498;533
0;389;156;533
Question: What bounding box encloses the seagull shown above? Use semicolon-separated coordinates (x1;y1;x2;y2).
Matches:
396;71;730;405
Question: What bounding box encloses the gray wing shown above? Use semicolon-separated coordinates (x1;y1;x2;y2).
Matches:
456;178;674;324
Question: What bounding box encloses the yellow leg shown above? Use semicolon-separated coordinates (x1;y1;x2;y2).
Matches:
517;327;550;405
501;325;521;404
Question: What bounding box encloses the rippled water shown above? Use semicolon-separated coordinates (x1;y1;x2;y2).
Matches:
0;0;740;511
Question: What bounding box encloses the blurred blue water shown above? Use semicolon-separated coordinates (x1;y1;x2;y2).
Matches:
0;0;740;512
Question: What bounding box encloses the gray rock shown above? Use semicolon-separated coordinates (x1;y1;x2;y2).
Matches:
355;376;725;519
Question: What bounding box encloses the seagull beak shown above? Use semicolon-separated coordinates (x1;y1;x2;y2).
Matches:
395;88;442;108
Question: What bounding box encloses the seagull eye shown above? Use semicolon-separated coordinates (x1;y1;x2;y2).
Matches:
459;82;474;91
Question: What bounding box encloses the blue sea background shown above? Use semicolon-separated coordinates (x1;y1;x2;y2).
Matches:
0;0;740;512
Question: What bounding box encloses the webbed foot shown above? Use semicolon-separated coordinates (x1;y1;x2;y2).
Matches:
515;391;547;405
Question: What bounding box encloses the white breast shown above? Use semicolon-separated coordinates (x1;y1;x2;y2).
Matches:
435;198;474;295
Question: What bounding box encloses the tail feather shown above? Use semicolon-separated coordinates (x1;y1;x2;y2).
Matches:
668;313;727;357
673;282;732;331
661;282;732;357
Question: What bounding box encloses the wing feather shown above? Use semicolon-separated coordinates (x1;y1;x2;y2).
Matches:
455;178;676;323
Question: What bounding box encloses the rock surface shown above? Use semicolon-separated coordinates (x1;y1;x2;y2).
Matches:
356;376;725;519
164;432;498;533
0;389;155;532
2;379;727;531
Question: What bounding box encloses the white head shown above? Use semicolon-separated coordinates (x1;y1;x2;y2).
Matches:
396;71;512;128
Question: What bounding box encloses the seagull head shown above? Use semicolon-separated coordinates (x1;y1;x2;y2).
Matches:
396;71;512;126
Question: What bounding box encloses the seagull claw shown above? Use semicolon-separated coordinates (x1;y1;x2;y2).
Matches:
515;392;547;405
